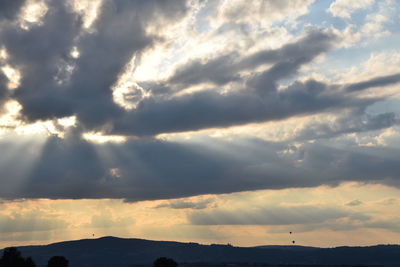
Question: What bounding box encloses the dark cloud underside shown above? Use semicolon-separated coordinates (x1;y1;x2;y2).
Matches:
0;0;25;20
0;136;399;201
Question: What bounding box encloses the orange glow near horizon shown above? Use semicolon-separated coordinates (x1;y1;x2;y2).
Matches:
1;183;399;249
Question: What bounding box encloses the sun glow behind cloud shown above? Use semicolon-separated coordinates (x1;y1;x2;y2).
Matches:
18;0;48;29
70;0;102;29
1;65;21;90
82;132;126;143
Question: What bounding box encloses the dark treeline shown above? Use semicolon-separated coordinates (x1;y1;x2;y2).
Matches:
0;249;181;267
0;247;388;267
0;248;36;267
131;263;385;267
8;237;399;266
0;250;182;267
167;264;385;267
0;248;68;267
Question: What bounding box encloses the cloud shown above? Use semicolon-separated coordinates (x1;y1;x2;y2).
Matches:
1;134;400;201
4;18;357;138
363;218;400;232
346;200;363;206
345;73;400;92
0;0;189;130
88;213;133;228
139;224;228;242
114;79;378;136
1;1;399;139
0;212;67;233
0;0;26;20
0;0;399;204
216;0;315;27
165;30;337;90
189;205;352;225
112;32;400;137
292;110;399;141
0;72;10;109
167;53;240;88
328;0;375;19
0;231;53;242
376;198;399;206
155;198;214;210
189;203;399;234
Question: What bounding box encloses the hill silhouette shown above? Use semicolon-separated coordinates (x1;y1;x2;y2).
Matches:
1;236;398;267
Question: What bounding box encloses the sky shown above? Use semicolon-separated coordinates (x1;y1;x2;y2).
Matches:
0;0;400;248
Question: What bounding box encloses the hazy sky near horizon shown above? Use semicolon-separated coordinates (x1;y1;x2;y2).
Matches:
0;0;400;248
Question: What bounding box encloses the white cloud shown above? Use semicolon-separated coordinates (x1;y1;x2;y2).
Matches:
18;0;48;29
360;0;395;39
328;0;375;19
336;51;400;87
216;0;315;27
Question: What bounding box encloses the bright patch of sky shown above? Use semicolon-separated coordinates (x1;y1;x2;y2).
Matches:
295;1;400;80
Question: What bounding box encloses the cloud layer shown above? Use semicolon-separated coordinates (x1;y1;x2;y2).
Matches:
0;135;399;201
0;0;399;202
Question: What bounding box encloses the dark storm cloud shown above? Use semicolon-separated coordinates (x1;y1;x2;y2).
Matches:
0;0;26;20
345;73;400;92
137;30;337;98
168;53;241;87
117;69;400;136
2;0;84;121
2;1;398;138
6;22;348;137
69;0;189;130
293;142;400;188
0;72;9;109
19;136;107;199
246;31;337;96
1;135;400;200
114;79;376;136
189;205;351;225
165;30;337;90
1;0;400;202
0;0;189;129
112;31;400;136
292;110;399;141
113;0;188;19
